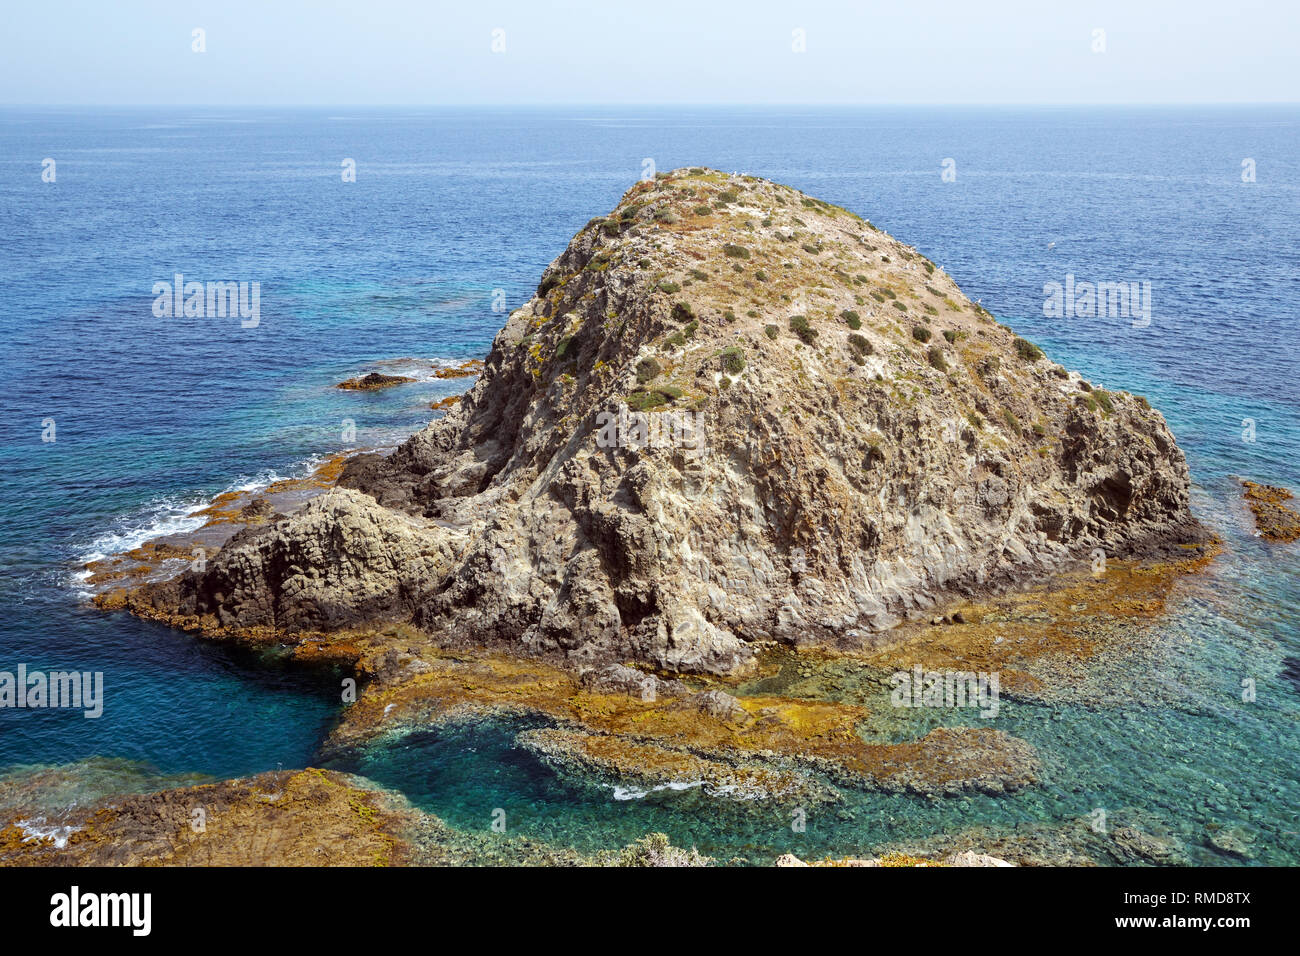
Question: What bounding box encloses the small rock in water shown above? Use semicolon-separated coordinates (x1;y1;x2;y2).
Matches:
1206;825;1255;860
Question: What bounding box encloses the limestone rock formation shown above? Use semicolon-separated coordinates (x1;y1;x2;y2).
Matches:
118;168;1201;675
122;487;456;636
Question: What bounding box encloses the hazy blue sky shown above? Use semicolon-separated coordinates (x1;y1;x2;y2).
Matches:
3;0;1296;105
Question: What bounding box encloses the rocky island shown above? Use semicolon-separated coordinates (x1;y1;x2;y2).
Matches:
113;168;1203;669
18;169;1219;866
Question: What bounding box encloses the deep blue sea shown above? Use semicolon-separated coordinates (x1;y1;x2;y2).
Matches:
1;107;1297;862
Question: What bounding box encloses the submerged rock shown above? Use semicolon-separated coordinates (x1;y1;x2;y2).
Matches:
109;168;1202;678
605;832;711;867
1205;824;1255;860
1241;480;1300;542
516;726;840;804
873;813;1191;867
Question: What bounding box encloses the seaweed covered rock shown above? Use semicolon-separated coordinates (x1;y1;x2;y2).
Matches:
337;371;416;390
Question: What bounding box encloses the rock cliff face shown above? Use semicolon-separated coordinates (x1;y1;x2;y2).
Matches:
120;168;1199;675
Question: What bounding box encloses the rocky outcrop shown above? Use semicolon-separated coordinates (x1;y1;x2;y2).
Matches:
0;763;714;867
0;769;413;867
1241;480;1300;542
433;359;486;379
516;727;841;804
338;371;416;390
116;488;456;637
114;168;1201;675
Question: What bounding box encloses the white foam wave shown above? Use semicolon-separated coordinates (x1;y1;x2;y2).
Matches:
16;818;79;849
611;780;707;801
68;454;332;594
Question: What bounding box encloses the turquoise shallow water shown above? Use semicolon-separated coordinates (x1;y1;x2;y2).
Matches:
1;106;1296;862
332;539;1299;865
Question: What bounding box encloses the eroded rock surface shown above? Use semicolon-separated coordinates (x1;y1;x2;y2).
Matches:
109;169;1202;678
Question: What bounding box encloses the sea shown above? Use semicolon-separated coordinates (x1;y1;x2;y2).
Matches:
1;106;1297;863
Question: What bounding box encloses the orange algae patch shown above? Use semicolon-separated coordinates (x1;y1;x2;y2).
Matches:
325;645;1038;795
190;490;247;525
82;541;196;587
187;453;351;528
265;452;350;494
433;359;485;379
874;853;947;867
1242;481;1300;542
0;769;409;867
858;541;1221;695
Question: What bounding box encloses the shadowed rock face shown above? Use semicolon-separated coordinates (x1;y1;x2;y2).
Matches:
120;168;1199;675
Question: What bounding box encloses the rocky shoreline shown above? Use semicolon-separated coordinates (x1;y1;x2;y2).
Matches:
43;168;1233;866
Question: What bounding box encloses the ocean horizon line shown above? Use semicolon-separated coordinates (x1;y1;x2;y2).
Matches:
3;101;1298;110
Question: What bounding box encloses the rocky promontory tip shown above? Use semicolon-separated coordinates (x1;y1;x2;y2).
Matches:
108;167;1202;677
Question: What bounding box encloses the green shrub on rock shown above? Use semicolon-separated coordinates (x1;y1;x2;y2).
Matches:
720;347;746;374
1014;337;1044;362
636;357;662;384
789;314;817;344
